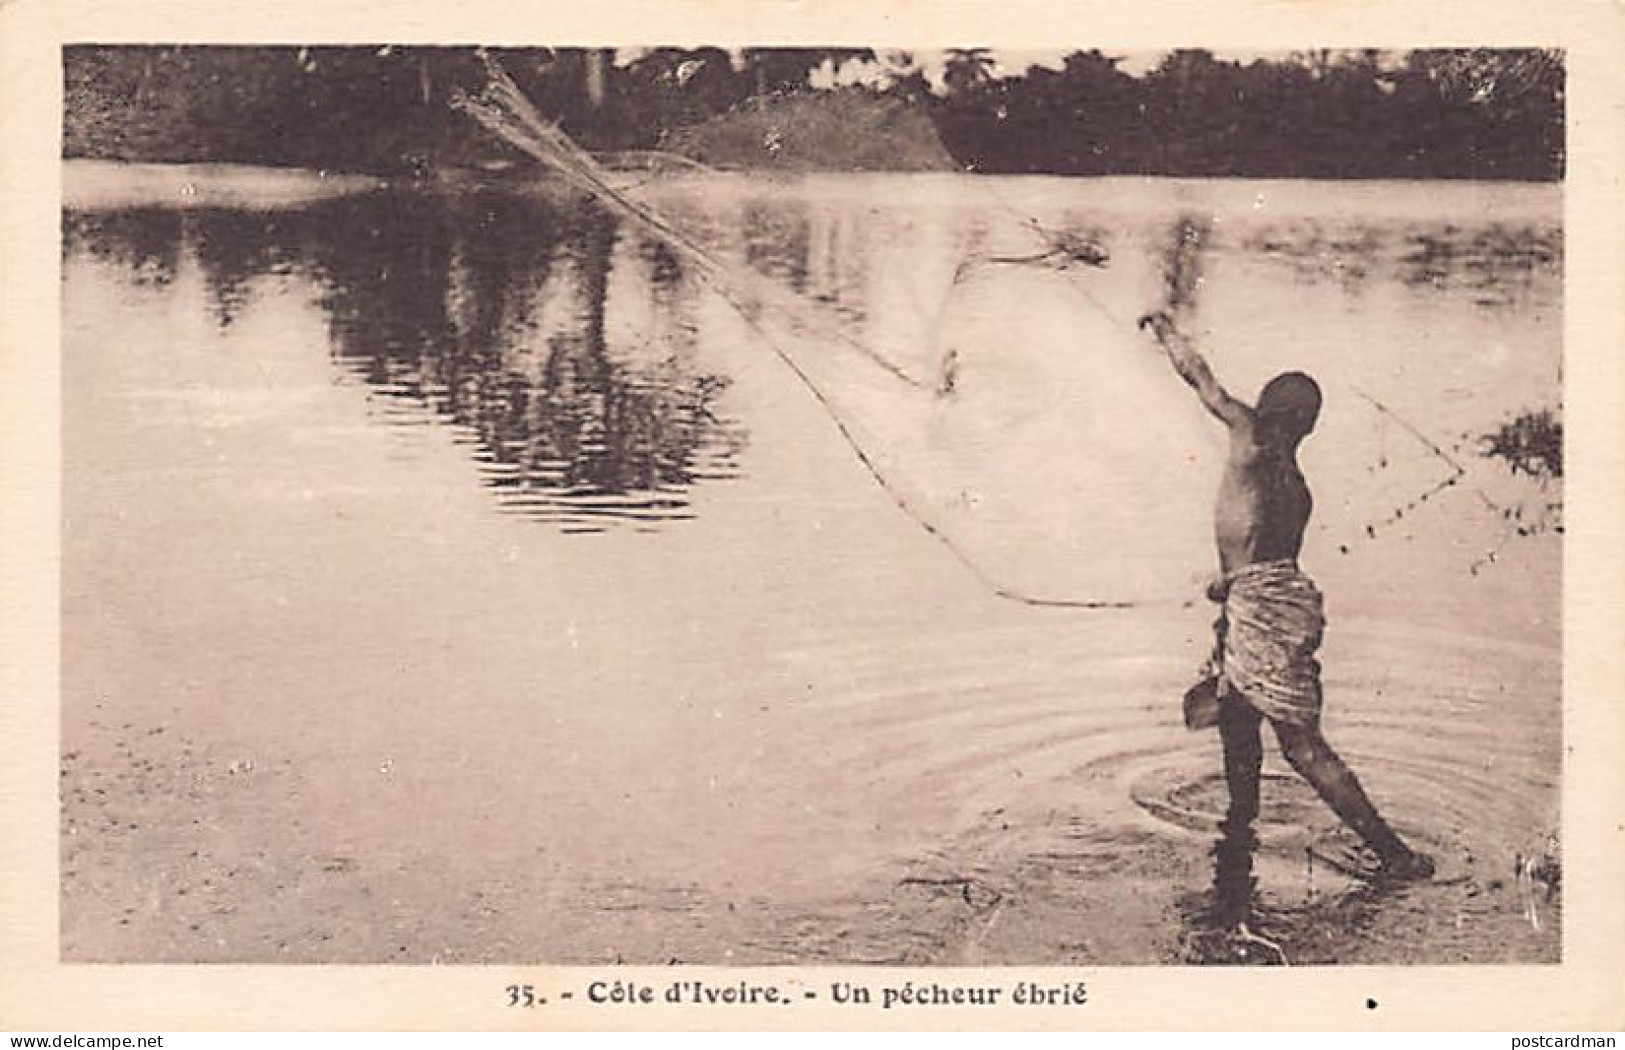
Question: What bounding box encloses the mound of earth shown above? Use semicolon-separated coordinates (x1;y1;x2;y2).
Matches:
660;90;957;173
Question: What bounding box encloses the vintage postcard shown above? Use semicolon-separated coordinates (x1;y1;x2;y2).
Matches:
2;0;1621;1032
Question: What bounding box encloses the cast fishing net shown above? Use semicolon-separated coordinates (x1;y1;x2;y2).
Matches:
453;62;1495;608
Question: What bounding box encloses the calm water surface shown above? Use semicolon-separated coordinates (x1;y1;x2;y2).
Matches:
61;171;1562;965
62;176;1562;545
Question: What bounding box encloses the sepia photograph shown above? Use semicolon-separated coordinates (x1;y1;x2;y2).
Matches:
3;0;1623;1033
54;42;1564;968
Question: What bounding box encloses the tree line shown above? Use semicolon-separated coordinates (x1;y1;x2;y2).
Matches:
63;46;1564;180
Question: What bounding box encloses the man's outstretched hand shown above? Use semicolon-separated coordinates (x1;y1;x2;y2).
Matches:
1136;311;1248;427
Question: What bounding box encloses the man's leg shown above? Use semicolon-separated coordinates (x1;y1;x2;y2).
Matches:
1219;697;1263;831
1271;719;1434;878
1212;697;1264;922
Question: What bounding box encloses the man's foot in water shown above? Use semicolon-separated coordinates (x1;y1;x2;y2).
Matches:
1377;848;1436;883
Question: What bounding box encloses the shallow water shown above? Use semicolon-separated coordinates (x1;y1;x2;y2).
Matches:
61;168;1561;964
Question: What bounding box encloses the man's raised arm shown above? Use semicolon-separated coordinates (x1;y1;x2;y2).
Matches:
1138;312;1252;430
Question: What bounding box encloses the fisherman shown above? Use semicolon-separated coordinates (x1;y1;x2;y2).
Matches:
1138;311;1435;897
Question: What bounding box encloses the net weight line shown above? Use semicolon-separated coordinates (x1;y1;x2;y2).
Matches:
962;178;1512;572
455;61;1485;602
453;65;926;391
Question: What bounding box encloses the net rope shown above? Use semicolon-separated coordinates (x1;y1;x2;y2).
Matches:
454;62;1131;608
454;60;1476;605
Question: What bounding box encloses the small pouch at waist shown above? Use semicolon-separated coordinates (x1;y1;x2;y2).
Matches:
1183;674;1222;730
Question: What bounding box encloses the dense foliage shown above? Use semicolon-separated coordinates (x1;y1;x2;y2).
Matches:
64;46;1564;179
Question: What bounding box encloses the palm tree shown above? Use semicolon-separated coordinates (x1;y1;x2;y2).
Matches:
879;50;931;102
740;48;827;98
943;47;996;96
584;48;610;108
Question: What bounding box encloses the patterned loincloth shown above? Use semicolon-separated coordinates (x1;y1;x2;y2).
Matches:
1201;558;1326;727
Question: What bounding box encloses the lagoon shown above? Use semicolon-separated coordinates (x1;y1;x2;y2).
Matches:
60;165;1561;964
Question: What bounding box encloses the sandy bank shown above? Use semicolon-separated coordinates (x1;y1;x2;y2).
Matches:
63;160;382;211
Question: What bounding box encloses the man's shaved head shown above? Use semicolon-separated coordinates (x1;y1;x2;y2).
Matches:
1256;371;1321;442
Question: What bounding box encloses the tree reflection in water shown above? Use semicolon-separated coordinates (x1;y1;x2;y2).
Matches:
62;208;183;287
69;191;747;533
304;191;746;531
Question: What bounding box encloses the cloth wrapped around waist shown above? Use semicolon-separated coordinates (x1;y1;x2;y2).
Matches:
1201;558;1326;727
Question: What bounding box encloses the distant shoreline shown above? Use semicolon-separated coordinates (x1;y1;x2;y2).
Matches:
59;156;1564;215
58;155;1566;186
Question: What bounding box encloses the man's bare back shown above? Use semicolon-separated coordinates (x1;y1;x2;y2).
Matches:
1138;312;1319;575
1214;386;1319;572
